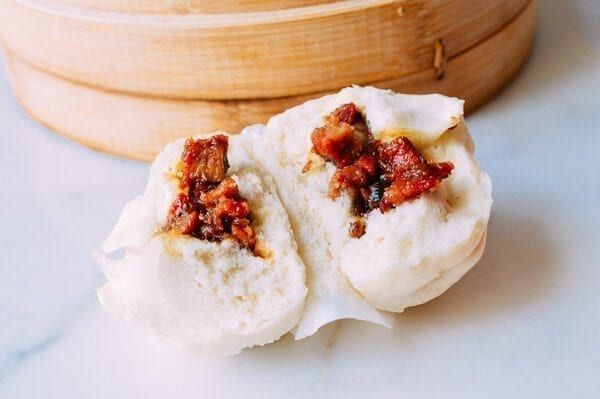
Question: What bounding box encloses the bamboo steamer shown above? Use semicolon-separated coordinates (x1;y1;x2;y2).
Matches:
0;0;530;99
48;0;337;14
3;0;535;161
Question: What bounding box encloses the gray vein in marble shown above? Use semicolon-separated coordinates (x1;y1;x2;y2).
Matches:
0;294;95;386
0;334;61;383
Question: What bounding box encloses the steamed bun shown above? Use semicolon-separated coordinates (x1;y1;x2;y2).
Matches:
97;134;307;356
246;86;492;315
96;86;493;354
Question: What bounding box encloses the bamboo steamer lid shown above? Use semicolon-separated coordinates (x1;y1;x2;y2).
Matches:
0;0;529;99
48;0;336;14
3;0;535;161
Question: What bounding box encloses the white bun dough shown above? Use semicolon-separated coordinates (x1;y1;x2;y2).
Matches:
246;86;492;318
97;134;307;356
96;87;493;352
243;123;394;340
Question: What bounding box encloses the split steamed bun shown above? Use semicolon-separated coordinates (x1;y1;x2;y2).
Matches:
96;134;307;356
246;86;492;316
96;86;493;355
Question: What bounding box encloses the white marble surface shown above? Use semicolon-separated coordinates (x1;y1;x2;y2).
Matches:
1;1;599;398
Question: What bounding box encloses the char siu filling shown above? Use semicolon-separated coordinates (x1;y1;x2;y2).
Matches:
163;135;258;253
308;103;454;238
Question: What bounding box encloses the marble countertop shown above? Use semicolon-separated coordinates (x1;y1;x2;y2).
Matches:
1;1;599;398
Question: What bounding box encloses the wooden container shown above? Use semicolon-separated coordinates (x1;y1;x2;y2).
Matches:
1;0;530;99
0;0;535;161
47;0;337;14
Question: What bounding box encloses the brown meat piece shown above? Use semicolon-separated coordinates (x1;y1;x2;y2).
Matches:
194;178;255;250
308;103;455;237
377;137;427;180
329;154;379;215
311;103;370;168
180;135;228;188
164;135;257;253
377;138;454;212
198;177;241;208
200;178;252;232
348;219;366;238
231;224;257;251
329;154;379;199
164;193;199;235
